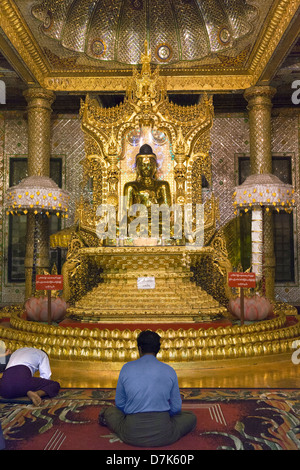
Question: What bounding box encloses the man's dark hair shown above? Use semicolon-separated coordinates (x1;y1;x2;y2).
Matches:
137;330;161;355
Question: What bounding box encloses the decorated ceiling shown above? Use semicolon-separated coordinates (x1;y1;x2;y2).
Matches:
29;0;265;67
0;0;299;94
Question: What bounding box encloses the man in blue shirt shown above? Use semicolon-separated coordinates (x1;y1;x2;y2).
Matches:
99;330;196;447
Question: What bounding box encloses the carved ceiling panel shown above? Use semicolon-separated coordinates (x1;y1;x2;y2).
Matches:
20;0;273;70
0;0;298;93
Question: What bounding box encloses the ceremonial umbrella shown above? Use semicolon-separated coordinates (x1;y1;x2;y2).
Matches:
5;175;70;293
6;175;69;217
232;173;295;282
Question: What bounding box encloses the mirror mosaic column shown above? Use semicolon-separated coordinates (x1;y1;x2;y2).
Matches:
244;86;276;299
23;87;55;299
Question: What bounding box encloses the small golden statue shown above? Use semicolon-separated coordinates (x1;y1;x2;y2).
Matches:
124;143;171;208
123;143;172;240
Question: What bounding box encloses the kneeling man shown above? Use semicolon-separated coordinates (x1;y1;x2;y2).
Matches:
0;346;60;406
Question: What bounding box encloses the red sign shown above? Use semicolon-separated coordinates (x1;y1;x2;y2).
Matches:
36;275;63;291
228;272;256;288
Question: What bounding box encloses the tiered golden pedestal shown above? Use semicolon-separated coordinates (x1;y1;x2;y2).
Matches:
0;302;300;367
1;244;300;366
67;246;228;323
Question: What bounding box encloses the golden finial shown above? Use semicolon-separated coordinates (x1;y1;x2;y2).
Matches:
141;40;151;75
107;126;118;155
142;40;150;59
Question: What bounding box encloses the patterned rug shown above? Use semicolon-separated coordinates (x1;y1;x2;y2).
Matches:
0;388;299;451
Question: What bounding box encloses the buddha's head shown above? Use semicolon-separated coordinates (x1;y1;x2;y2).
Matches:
135;144;158;179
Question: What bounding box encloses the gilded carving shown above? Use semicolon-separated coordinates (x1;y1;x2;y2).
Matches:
52;43;236;324
79;42;215;228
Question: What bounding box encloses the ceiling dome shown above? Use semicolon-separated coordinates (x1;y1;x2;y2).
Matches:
31;0;257;66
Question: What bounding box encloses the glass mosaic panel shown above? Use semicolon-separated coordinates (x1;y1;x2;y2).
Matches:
61;0;97;52
149;0;180;63
86;0;123;61
172;0;209;61
32;0;74;41
117;0;147;64
274;212;294;283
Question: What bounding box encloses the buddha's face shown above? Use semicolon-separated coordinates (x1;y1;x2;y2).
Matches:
136;156;156;178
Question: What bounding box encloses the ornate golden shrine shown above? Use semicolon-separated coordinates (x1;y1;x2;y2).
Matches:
0;2;300;367
78;42;215;220
61;43;233;323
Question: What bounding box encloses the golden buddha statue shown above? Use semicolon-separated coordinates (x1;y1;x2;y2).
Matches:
123;144;172;240
124;143;171;208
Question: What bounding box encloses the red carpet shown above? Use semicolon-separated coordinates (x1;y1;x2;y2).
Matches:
1;388;299;451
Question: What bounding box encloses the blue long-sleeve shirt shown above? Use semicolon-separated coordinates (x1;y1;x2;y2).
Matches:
115;354;182;416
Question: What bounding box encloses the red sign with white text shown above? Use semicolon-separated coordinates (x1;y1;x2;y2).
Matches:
228;272;256;288
36;275;63;291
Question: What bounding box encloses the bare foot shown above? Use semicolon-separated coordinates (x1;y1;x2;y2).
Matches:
27;390;42;406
